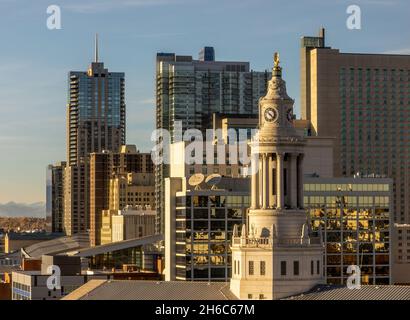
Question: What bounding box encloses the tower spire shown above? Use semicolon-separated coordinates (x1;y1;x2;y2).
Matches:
94;33;99;63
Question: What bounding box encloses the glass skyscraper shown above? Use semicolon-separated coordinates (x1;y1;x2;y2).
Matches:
67;62;125;165
63;38;126;236
155;47;268;234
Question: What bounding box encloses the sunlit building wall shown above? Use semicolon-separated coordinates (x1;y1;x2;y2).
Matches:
304;177;392;285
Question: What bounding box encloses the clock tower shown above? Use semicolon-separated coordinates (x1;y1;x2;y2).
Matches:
230;53;324;300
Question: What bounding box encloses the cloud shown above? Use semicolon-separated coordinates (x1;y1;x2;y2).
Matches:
63;0;188;14
0;202;46;218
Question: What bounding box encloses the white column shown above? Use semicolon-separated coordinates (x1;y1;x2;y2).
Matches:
259;156;263;208
276;153;284;209
290;154;298;209
251;154;258;209
268;154;275;208
297;154;304;208
262;154;267;209
264;154;270;208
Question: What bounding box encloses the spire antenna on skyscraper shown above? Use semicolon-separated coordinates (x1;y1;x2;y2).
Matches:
95;33;99;63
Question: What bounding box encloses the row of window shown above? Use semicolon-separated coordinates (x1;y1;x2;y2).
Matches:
232;260;321;277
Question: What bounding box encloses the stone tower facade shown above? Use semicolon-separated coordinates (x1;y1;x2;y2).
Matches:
230;54;324;300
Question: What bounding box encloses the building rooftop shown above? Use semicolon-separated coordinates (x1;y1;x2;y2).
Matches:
284;285;410;300
21;233;90;259
62;280;237;300
70;234;163;258
6;232;64;241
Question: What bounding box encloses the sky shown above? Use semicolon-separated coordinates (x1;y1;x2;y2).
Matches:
0;0;409;210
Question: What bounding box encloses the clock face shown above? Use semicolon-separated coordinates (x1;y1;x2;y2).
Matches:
264;107;278;122
286;108;293;122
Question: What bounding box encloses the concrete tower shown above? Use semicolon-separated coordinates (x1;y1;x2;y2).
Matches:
230;53;324;300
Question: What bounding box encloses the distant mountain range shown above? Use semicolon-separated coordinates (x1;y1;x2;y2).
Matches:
0;202;46;218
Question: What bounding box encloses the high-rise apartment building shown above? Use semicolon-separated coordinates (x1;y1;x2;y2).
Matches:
63;36;126;237
47;162;66;233
155;48;269;234
300;29;410;228
89;145;154;246
64;163;88;235
67;37;125;166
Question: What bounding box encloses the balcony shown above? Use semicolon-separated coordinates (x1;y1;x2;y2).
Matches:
232;235;322;248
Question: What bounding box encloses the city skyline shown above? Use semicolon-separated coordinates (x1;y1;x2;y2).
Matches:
1;0;410;207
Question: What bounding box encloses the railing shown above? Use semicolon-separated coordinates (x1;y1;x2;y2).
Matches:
232;236;322;247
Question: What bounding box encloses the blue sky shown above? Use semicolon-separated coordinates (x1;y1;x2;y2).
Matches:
0;0;409;205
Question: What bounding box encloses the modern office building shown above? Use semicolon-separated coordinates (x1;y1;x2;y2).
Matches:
230;55;324;300
47;162;66;233
89;145;154;246
300;28;410;231
165;176;249;282
304;176;392;285
63;36;126;237
155;48;269;234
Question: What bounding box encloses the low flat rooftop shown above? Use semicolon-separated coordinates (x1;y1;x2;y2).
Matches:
284;285;410;300
62;280;236;300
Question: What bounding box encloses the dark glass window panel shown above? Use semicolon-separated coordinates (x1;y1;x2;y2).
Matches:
193;220;208;231
194;208;208;219
211;221;225;231
327;266;342;277
343;255;357;265
210;268;226;278
327;232;342;242
210;208;226;219
193;267;209;278
327;255;341;265
375;254;389;265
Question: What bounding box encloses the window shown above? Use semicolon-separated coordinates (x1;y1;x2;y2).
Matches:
259;294;265;300
260;261;266;276
311;261;314;275
249;261;254;275
317;260;320;275
248;294;253;299
280;261;286;276
233;260;236;275
293;261;299;276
